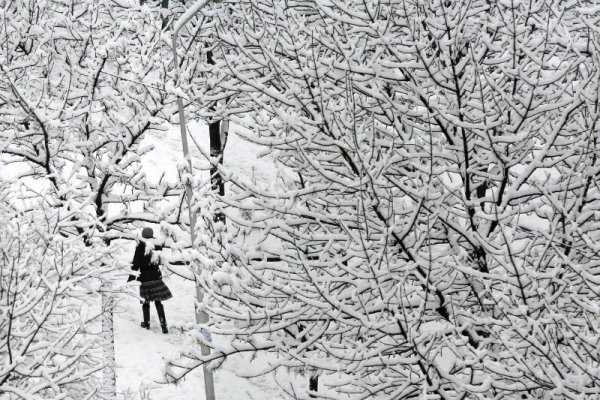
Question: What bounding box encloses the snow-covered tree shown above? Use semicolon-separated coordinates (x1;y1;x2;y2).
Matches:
168;0;600;398
0;0;188;240
0;0;190;397
0;181;110;398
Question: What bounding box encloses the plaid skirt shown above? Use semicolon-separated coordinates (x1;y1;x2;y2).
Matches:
140;279;173;302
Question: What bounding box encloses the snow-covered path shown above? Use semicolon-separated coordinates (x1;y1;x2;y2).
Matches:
114;275;202;399
114;275;280;400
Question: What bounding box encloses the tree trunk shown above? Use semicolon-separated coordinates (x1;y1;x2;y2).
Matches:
309;374;319;398
207;49;228;222
100;282;116;399
161;0;169;29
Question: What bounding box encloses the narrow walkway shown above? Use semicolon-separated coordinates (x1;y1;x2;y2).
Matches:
114;275;205;399
114;274;281;400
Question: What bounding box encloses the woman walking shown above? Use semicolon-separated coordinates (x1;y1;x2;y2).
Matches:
128;227;172;333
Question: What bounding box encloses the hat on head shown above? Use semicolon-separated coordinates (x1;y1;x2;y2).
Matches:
141;227;154;239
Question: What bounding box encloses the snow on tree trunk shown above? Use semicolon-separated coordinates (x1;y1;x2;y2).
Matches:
100;284;116;400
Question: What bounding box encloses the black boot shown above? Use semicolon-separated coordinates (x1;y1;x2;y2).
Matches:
155;301;168;334
141;301;150;329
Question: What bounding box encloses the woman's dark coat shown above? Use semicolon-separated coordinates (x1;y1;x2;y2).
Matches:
128;242;163;283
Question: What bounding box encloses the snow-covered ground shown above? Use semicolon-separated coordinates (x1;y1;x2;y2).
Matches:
114;274;283;400
113;122;288;400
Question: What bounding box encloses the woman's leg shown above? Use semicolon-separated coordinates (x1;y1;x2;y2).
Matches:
155;301;168;333
141;300;150;328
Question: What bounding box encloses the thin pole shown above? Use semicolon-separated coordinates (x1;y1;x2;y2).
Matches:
172;2;216;399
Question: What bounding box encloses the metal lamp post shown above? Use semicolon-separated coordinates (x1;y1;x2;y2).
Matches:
172;1;217;399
